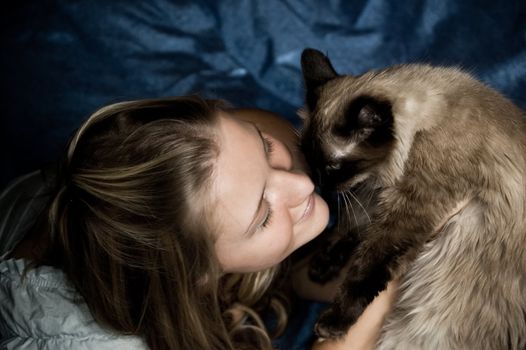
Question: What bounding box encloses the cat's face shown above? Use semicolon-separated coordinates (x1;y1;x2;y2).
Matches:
299;49;396;192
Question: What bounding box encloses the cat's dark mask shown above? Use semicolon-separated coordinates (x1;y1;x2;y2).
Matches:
300;48;395;191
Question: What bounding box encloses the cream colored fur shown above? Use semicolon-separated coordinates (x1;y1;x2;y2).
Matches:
311;64;526;349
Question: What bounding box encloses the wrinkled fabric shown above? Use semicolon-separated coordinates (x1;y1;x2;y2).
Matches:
0;171;146;349
1;1;525;188
0;260;147;350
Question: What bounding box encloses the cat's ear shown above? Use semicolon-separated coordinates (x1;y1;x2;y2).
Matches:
301;48;338;90
356;103;385;128
336;96;393;140
301;48;339;110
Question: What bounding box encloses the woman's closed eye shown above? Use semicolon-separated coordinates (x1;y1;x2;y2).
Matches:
263;136;275;159
258;203;273;230
259;129;293;171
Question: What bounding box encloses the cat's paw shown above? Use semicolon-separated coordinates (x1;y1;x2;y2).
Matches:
314;307;351;340
308;253;343;283
309;236;359;284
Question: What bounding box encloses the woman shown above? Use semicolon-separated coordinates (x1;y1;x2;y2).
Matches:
1;96;396;349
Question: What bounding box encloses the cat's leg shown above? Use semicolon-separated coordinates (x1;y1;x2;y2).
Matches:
375;200;526;350
314;228;400;338
314;191;442;338
309;230;361;284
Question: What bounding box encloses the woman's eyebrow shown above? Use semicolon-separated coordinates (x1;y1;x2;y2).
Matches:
242;123;268;237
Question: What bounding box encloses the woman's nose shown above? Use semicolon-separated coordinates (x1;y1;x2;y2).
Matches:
265;134;314;205
269;169;314;207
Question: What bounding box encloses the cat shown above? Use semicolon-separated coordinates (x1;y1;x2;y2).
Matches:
299;48;526;349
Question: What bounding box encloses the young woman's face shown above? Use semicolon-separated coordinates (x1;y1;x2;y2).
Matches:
212;113;330;273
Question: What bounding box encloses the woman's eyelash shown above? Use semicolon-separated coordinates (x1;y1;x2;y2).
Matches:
263;136;275;156
260;206;273;229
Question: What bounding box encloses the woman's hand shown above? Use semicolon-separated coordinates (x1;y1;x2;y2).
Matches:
311;280;398;350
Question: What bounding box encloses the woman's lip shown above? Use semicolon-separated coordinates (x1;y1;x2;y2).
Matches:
296;193;315;225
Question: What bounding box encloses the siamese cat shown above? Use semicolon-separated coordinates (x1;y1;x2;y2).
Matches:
299;48;526;349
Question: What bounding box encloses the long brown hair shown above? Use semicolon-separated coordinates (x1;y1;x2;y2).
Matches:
35;96;288;349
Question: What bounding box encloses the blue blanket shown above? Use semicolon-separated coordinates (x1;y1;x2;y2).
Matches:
2;1;525;189
1;1;525;348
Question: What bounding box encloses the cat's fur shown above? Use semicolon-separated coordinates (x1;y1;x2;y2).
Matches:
300;48;526;349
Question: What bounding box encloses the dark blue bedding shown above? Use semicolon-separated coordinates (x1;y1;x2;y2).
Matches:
1;1;525;348
2;1;525;189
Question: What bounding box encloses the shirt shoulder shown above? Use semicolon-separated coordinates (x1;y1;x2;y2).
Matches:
0;259;147;349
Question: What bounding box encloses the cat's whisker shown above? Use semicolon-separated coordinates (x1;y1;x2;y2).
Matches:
348;189;371;223
365;190;374;208
338;192;346;224
338;192;350;225
368;190;378;211
343;191;359;227
347;192;359;227
337;193;342;231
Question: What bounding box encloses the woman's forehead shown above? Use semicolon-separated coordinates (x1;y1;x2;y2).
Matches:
210;113;267;241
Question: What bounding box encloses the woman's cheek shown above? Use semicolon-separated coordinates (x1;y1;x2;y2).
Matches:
269;216;296;257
